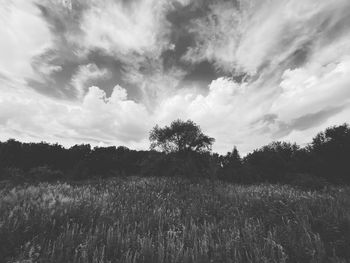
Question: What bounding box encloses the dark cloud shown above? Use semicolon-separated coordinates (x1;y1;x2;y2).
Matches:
292;106;346;131
286;43;312;70
29;0;241;101
28;67;78;99
253;41;312;79
162;1;208;71
28;48;81;99
120;0;142;9
35;1;87;36
163;0;242;90
179;60;220;88
163;1;230;68
0;72;10;82
249;113;278;135
28;48;143;101
261;114;278;125
26;2;87;99
86;50;142;100
273;105;347;138
165;0;238;62
318;4;350;46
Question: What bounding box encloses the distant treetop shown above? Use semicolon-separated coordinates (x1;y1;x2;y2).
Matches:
149;119;215;153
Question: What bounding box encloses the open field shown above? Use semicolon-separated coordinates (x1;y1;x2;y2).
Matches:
0;177;349;263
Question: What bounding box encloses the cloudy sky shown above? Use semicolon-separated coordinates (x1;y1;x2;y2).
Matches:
1;0;350;154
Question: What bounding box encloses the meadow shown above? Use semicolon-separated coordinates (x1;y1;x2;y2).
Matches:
0;177;349;263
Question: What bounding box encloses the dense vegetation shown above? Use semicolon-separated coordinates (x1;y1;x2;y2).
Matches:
0;121;349;262
0;122;349;187
1;177;349;263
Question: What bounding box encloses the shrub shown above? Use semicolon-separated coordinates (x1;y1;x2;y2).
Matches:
141;152;212;178
219;165;262;184
0;167;25;182
28;166;64;182
70;160;91;180
290;173;329;191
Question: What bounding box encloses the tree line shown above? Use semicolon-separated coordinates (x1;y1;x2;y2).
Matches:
0;120;349;188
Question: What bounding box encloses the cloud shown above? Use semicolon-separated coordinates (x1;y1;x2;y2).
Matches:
183;0;350;75
272;55;350;119
0;0;51;80
154;77;272;153
272;105;347;139
0;77;264;153
23;0;192;103
153;63;350;153
1;0;350;155
63;85;151;143
80;0;171;56
0;82;151;149
71;63;110;99
1;67;350;154
182;0;240;73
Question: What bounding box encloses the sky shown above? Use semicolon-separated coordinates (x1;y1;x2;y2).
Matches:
1;0;350;154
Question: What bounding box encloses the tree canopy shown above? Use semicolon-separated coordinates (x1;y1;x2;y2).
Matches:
149;119;215;153
1;122;350;185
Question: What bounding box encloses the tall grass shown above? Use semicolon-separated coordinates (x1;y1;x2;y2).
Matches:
0;177;349;263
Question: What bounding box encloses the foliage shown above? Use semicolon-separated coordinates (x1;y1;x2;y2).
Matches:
141;151;214;178
0;177;349;263
0;122;350;186
28;166;64;182
244;141;300;183
218;146;243;182
308;123;350;183
149;119;215;153
289;173;329;191
0;167;25;183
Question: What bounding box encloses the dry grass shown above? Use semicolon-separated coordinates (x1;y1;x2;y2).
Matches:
0;177;349;263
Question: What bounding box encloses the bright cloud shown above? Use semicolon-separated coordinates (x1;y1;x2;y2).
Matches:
0;0;51;80
80;0;170;56
1;0;350;154
0;83;151;148
71;63;110;99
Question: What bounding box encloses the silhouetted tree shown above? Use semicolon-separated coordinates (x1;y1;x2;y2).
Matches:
244;141;300;183
149;119;215;153
69;144;91;163
0;139;23;168
219;146;242;181
308;123;350;183
1;122;350;185
148;120;215;177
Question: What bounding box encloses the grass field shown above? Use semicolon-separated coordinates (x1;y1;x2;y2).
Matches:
0;177;349;263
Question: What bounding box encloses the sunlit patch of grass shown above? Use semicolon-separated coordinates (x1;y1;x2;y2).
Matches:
0;177;349;263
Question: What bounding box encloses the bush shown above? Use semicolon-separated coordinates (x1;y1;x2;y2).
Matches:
141;152;212;178
290;173;329;191
236;166;262;184
28;166;64;182
219;165;262;184
0;167;25;182
69;160;91;180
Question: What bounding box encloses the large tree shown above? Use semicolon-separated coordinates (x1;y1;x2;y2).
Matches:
308;123;350;183
149;119;215;153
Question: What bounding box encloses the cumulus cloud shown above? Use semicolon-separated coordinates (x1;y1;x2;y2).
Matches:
0;82;151;148
272;56;350;118
71;63;110;99
0;77;271;153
